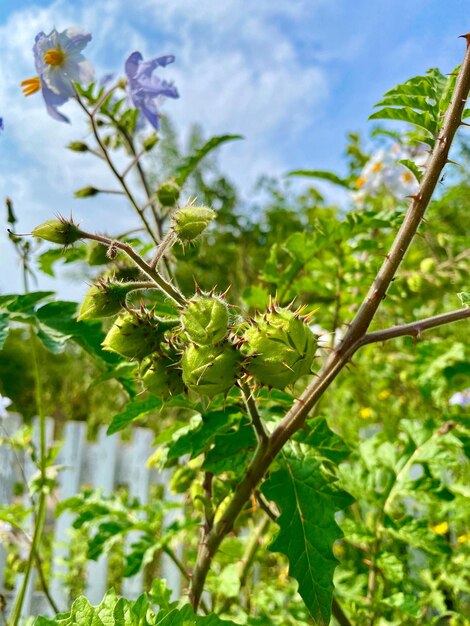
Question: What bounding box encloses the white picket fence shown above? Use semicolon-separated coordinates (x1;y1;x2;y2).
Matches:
0;414;183;620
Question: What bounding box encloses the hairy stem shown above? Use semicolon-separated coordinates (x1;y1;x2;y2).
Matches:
79;230;186;306
188;35;470;610
75;94;159;245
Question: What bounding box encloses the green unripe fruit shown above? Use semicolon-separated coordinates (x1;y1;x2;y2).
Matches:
182;343;241;397
86;241;110;266
173;206;216;242
32;219;82;245
242;306;317;389
407;274;423;293
157;179;181;207
141;356;185;399
78;281;138;321
182;295;229;346
102;312;179;360
420;257;436;274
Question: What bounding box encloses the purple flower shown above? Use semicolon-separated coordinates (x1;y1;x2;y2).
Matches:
125;51;179;129
449;389;470;407
21;27;94;123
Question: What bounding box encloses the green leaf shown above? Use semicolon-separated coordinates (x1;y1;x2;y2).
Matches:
399;159;423;183
295;417;350;463
457;291;470;306
369;107;437;135
287;169;351;189
107;397;163;434
0;313;9;350
262;456;353;625
174;135;243;186
36;301;118;364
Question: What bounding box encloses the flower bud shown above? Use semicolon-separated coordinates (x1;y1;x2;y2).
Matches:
74;186;100;198
182;342;241;397
77;281;137;321
157;179;180;207
102;311;179;360
242;306;317;389
68;141;89;152
32;218;82;245
141;355;184;399
182;294;229;346
172;206;216;242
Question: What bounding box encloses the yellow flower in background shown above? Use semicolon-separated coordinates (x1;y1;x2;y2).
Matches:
359;407;373;419
457;532;469;544
378;390;391;400
431;521;449;536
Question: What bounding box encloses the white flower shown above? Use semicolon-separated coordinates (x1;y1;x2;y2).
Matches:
0;394;12;417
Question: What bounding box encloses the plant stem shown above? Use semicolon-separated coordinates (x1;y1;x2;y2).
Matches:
240;383;269;446
188;35;470;610
79;229;186;306
149;229;177;269
75;94;159;245
359;307;470;347
9;333;48;626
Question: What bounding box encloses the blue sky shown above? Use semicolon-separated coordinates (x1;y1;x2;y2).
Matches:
1;0;469;298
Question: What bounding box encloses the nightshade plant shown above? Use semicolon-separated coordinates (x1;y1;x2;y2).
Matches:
1;23;470;626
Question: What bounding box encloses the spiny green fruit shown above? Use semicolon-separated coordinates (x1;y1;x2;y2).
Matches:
78;281;139;321
102;311;179;360
32;218;82;245
172;206;216;242
182;342;241;397
181;294;229;346
242;305;317;389
141;355;185;399
86;241;110;266
157;179;181;207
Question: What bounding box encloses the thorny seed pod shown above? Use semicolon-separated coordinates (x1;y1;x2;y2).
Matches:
181;294;229;346
182;342;241;397
157;179;181;207
141;355;185;399
77;281;139;321
242;305;317;389
32;218;82;246
102;311;179;360
172;206;216;242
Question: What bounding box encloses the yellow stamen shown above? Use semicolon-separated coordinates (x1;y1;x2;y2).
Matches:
371;162;383;173
44;48;65;66
402;171;413;183
20;77;41;96
355;175;366;189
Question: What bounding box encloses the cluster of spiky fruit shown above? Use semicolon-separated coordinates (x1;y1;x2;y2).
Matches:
93;290;317;401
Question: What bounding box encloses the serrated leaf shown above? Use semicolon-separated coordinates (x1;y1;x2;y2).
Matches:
173;135;243;186
107;397;163;434
287;169;351;189
295;417;350;463
375;94;436;115
369;107;437;135
262;456;353;625
156;604;237;625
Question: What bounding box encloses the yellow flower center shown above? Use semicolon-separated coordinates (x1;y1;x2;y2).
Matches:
401;171;413;183
355;176;366;189
371;162;383;173
20;77;41;96
44;48;65;66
